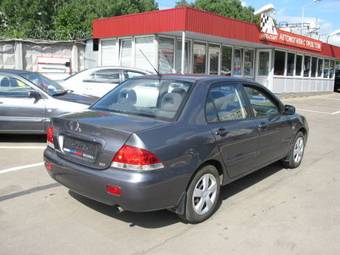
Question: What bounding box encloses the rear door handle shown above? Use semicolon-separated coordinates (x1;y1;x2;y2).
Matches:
215;128;228;137
0;101;3;104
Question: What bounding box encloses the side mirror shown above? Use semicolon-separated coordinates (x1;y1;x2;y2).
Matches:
283;104;295;115
28;90;42;102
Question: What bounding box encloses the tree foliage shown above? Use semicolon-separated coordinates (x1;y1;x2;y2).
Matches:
175;0;257;23
0;0;158;40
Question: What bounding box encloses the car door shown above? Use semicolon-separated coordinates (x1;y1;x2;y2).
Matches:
0;74;46;133
242;84;292;166
206;82;259;178
82;69;122;97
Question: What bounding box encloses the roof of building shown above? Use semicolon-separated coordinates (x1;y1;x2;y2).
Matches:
92;7;340;59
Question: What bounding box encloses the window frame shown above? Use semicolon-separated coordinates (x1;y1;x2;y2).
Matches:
83;69;122;84
0;74;39;98
241;83;283;119
257;50;271;77
274;50;286;76
204;82;251;124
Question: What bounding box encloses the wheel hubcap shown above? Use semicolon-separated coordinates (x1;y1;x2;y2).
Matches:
293;137;304;164
192;173;217;215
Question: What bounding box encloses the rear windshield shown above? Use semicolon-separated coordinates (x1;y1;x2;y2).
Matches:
92;78;192;121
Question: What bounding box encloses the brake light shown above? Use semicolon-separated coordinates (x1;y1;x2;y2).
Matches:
47;127;54;148
111;145;164;171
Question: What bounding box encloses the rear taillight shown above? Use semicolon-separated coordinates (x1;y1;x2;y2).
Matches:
111;145;164;171
47;127;54;148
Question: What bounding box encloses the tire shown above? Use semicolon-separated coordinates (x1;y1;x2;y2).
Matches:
282;131;305;169
180;165;220;224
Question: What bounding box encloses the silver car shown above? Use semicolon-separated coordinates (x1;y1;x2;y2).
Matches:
0;70;97;134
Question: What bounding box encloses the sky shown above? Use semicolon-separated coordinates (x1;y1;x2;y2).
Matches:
157;0;340;45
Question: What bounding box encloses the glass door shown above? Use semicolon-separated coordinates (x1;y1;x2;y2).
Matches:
255;49;272;88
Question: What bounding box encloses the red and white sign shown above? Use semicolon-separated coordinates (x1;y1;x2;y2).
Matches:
259;14;322;52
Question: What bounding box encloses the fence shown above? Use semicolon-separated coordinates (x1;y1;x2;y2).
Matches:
0;39;86;80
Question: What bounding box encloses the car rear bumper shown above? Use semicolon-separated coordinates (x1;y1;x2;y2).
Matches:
44;148;187;212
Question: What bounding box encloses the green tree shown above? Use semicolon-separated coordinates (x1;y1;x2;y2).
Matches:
0;0;65;39
176;0;256;23
53;0;158;39
0;0;158;40
175;0;192;7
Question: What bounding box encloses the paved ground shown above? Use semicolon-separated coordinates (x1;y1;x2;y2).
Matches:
1;93;340;255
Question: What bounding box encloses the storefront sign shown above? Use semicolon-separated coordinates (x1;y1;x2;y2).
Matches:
259;14;322;52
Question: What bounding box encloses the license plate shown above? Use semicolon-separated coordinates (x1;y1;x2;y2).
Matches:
63;136;98;161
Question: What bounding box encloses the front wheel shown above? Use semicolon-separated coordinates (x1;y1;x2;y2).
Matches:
282;132;305;169
180;165;220;223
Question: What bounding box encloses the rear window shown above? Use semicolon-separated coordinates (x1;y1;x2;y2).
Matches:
92;78;192;121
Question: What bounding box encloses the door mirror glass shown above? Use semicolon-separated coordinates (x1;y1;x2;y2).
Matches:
283;104;295;115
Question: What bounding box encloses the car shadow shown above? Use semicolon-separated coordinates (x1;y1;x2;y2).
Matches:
0;134;46;143
69;190;180;228
69;162;284;229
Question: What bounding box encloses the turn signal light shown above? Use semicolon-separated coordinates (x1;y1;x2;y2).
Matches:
111;145;164;171
47;126;54;148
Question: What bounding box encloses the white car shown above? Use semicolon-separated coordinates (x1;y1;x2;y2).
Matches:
59;67;152;98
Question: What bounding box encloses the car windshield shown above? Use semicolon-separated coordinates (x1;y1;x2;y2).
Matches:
20;72;66;96
92;78;193;121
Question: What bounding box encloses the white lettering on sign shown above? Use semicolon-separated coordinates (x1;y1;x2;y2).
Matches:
259;14;322;52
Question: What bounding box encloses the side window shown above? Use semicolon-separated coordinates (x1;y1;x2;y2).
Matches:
0;75;32;97
124;71;145;80
206;84;248;122
244;86;280;118
84;69;121;83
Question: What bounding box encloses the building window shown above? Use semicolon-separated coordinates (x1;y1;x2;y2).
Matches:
330;60;335;78
221;46;232;76
101;39;117;66
120;39;132;67
324;59;330;78
295;55;302;76
233;48;243;75
317;58;323;77
193;43;206;74
175;40;191;73
158;37;175;73
274;51;285;76
244;49;254;77
311;57;317;77
258;51;270;76
287;53;295;76
135;36;155;72
208;45;220;75
304;56;311;77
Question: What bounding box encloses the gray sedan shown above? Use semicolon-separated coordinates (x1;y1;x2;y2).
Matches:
44;75;308;223
0;70;97;134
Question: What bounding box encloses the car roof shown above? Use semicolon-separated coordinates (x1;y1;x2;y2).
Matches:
85;66;153;74
0;69;35;76
134;74;257;84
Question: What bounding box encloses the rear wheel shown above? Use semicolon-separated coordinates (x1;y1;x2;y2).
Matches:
180;165;220;223
282;132;305;169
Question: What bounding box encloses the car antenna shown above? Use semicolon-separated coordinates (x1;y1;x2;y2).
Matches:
138;49;161;78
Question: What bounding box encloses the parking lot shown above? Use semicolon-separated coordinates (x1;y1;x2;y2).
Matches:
1;93;340;255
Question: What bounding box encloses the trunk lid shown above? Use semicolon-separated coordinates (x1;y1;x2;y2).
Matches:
52;110;167;169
